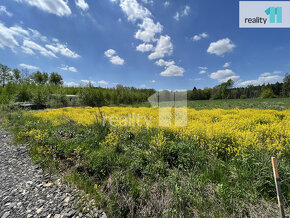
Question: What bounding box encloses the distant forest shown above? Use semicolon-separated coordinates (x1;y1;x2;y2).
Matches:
0;63;289;107
188;74;289;100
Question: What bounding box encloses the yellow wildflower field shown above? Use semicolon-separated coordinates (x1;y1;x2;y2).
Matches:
32;107;290;157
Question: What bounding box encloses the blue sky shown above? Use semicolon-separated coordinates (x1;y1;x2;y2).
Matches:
0;0;289;90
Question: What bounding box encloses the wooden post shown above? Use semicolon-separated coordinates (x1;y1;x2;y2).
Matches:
271;157;285;218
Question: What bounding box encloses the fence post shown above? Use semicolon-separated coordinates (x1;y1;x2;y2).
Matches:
271;157;285;218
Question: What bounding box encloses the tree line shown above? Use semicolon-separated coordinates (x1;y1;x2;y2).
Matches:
188;74;290;100
0;64;155;107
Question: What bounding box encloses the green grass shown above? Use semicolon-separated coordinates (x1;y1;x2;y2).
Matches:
122;98;290;110
2;110;289;217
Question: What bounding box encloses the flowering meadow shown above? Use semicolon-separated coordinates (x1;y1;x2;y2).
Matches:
32;107;290;158
4;106;290;217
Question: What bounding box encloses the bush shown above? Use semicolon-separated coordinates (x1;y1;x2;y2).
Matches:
261;88;276;98
32;87;49;105
15;84;32;102
78;84;106;107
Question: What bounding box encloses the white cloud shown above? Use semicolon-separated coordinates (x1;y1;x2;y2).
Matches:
22;46;35;54
0;6;13;16
210;69;240;82
223;62;231;68
155;59;175;67
19;63;38;70
75;0;89;11
23;40;57;58
45;43;80;58
207;38;236;56
104;49;125;65
151;80;156;83
199;70;206;74
238;71;283;86
183;6;190;16
155;59;184;77
198;66;208;70
273;70;282;74
119;0;151;22
98;80;109;85
0;23;20;50
110;56;125;65
192;33;208;41
64;81;79;87
135;18;163;42
0;21;78;59
173;12;180;21
136;43;154;52
60;65;78;72
81;80;96;85
148;35;173;60
141;0;153;4
160;64;185;77
164;1;170;7
174;5;190;21
194;78;203;81
104;49;116;58
16;0;71;16
28;28;47;42
260;72;271;77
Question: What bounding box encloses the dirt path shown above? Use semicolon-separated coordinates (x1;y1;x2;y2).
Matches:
0;128;106;218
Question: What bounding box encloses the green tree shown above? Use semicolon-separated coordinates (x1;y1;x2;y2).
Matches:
49;72;63;86
0;64;11;87
261;87;276;98
32;71;49;85
282;73;290;97
12;68;21;84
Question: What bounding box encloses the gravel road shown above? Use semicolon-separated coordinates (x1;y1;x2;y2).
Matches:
0;128;106;218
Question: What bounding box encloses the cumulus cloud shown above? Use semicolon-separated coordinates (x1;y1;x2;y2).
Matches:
136;43;154;52
238;71;283;86
199;70;206;74
0;6;13;16
60;65;78;72
192;33;208;41
207;38;236;56
118;0;184;76
119;0;151;22
75;0;89;11
135;18;163;42
151;80;156;83
223;62;231;68
155;59;184;77
155;59;175;67
16;0;71;16
160;65;185;77
98;80;109;85
45;43;80;58
81;80;96;85
19;63;38;70
210;69;240;82
148;35;173;60
104;49;125;65
174;5;190;21
198;66;208;70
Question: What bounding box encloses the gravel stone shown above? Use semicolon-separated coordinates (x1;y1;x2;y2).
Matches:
0;128;106;218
